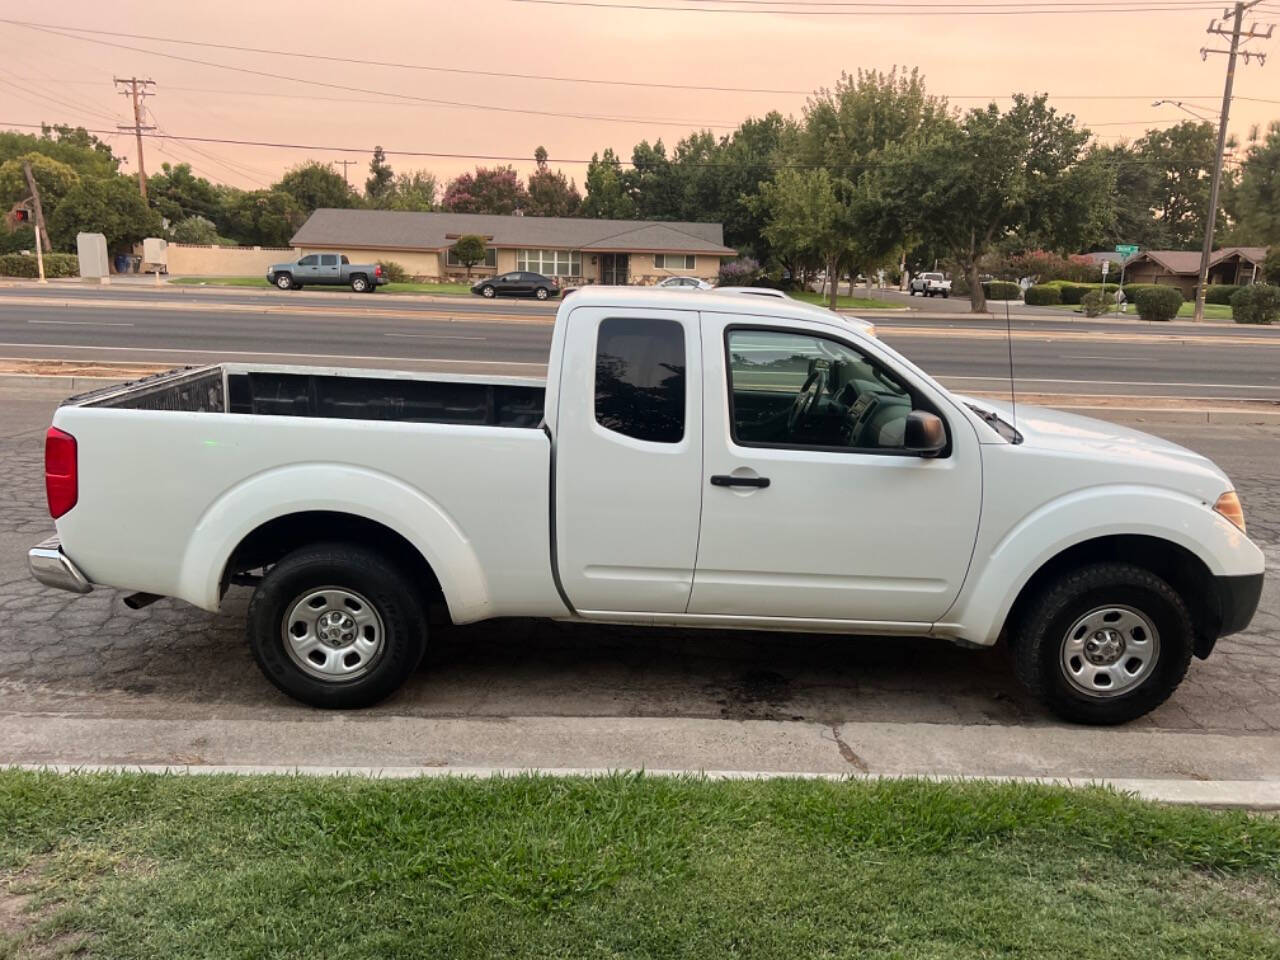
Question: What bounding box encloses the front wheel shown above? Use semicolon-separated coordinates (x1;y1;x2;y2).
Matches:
246;543;427;709
351;275;369;293
275;274;293;290
1011;562;1193;725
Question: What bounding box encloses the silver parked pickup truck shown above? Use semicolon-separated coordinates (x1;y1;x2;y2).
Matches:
267;253;388;293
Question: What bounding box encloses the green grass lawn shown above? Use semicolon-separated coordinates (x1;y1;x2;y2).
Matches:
2;772;1278;959
1048;301;1236;320
789;290;899;310
169;276;478;296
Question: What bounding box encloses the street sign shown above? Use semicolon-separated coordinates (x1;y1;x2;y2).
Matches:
1101;259;1110;277
1115;244;1139;257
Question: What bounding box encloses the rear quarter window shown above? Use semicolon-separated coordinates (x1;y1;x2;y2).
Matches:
594;317;686;443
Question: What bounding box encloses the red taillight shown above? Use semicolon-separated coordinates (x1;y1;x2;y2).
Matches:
375;264;383;277
45;427;77;519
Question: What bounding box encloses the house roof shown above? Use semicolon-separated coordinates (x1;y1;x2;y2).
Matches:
1127;246;1269;274
291;209;737;255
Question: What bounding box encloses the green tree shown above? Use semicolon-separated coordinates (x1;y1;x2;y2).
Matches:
1264;246;1280;283
1088;141;1165;250
1226;120;1280;247
147;161;221;224
385;170;438;211
0;124;119;179
441;166;527;214
276;161;356;214
759;167;847;305
0;152;80;210
219;189;305;247
365;145;394;205
1135;120;1221;249
526;147;581;217
581;149;635;219
47;175;163;251
891;95;1096;312
170;215;221;245
693;114;792;263
451;234;488;278
626;139;681;219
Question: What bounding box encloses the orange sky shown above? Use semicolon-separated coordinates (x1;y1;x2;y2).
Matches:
1;0;1277;191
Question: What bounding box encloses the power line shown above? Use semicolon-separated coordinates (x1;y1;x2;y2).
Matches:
506;0;1237;15
4;22;747;129
114;76;155;199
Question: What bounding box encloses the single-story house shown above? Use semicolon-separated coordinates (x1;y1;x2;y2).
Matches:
289;209;738;285
1121;246;1269;297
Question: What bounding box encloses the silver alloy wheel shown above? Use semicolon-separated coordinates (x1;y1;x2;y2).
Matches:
352;277;368;292
282;586;385;682
276;275;291;289
482;286;495;298
1060;604;1160;698
536;287;548;299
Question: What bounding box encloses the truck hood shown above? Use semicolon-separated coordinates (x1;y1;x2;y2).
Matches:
959;395;1231;491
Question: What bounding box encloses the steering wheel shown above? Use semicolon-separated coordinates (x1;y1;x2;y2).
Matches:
787;367;827;436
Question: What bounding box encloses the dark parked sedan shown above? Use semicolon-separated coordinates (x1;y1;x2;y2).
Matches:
471;272;560;300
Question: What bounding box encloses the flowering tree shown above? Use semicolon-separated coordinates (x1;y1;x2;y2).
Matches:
441;166;528;215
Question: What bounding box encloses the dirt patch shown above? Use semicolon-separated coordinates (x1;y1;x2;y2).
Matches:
0;358;173;379
707;669;799;721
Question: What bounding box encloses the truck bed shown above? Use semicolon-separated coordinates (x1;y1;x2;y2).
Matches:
68;364;546;428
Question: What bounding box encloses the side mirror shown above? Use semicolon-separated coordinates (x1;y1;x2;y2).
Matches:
904;411;946;457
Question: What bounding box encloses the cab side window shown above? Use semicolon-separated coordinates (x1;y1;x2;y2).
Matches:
320;254;338;267
726;328;917;452
595;317;685;443
298;255;318;266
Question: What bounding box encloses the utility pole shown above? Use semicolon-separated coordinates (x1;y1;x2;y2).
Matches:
114;77;156;199
334;159;356;186
1193;2;1272;322
21;161;48;284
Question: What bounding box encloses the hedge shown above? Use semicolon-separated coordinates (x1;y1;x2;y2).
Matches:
0;252;79;278
1023;285;1061;306
376;260;408;284
1081;289;1117;317
1204;284;1244;305
982;280;1021;301
1231;284;1279;325
1133;285;1183;322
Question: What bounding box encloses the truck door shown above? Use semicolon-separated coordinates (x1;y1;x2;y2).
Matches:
553;306;703;614
689;315;982;625
295;254;319;281
318;253;341;283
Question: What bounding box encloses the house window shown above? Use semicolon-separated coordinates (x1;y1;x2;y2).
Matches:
516;249;581;277
655;254;696;271
445;247;497;268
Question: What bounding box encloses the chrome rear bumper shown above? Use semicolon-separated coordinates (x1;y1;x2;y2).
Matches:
28;536;93;594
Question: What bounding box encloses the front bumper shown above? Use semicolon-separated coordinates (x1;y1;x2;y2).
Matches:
28;536;92;594
1215;571;1263;639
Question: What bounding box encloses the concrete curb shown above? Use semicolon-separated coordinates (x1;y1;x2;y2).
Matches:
5;763;1278;810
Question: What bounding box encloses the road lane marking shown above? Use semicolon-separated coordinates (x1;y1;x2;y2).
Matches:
0;342;545;367
27;319;134;327
384;333;487;341
940;375;1280;391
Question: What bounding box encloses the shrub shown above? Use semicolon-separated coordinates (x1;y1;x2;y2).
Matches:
1081;289;1117;317
717;257;761;287
1231;284;1280;325
376;259;408;284
1056;283;1089;305
1204;284;1243;305
1265;247;1279;283
1023;285;1061;306
982;280;1021;301
171;216;220;245
0;251;79;278
1133;285;1183;322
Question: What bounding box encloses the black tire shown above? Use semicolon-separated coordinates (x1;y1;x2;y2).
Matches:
275;273;293;290
351;275;369;293
481;285;496;298
246;543;427;709
942;291;949;298
535;287;549;300
1011;562;1193;725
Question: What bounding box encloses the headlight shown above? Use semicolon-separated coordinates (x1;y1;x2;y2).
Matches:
1214;490;1246;534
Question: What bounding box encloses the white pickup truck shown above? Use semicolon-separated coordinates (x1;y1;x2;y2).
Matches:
909;272;952;298
29;288;1263;724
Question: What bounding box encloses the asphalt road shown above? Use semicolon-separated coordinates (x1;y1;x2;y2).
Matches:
1;283;1279;399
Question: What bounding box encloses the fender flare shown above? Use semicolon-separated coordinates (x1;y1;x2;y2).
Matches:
940;484;1258;645
176;462;490;621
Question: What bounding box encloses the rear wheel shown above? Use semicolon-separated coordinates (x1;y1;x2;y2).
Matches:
481;285;496;298
1011;562;1193;725
275;274;293;290
351;275;369;293
247;543;426;709
535;286;549;300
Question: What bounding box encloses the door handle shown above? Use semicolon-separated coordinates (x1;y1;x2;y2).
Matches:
710;474;770;489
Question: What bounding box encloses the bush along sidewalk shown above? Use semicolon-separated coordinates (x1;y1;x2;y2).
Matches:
982;280;1021;301
1232;284;1280;325
1132;285;1183;322
1023;285;1061;306
0;251;79;278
